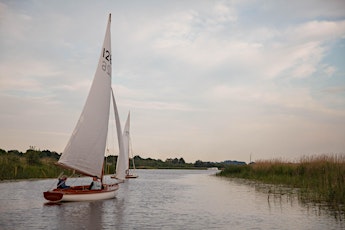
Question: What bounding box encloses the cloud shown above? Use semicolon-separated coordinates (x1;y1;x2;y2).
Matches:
147;8;345;83
291;20;345;42
0;0;344;162
207;83;345;120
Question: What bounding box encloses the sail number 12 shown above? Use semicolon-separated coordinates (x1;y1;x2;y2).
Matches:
102;48;111;77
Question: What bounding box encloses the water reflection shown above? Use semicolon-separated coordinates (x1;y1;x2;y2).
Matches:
0;170;344;229
225;177;345;223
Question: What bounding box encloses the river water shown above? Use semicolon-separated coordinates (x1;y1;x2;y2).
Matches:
0;169;343;229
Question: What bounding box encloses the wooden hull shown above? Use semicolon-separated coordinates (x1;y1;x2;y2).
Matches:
43;183;119;202
125;174;138;179
110;174;138;179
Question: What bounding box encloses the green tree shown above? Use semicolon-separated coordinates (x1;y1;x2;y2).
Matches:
8;149;23;157
172;158;179;164
25;149;41;165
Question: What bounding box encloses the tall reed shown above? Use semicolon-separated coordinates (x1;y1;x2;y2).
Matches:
218;154;345;204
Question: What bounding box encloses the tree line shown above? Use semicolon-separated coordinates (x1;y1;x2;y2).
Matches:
0;148;233;180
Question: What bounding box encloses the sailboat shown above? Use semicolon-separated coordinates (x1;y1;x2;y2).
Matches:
123;112;138;179
43;14;126;202
112;111;138;179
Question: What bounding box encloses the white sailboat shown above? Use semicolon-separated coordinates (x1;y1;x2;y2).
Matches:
112;111;138;179
43;14;125;202
123;112;138;179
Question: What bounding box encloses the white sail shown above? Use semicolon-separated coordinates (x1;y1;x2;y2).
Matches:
112;89;126;180
123;112;130;172
57;14;112;178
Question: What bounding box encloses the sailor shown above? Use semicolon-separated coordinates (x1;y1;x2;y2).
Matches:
89;176;102;190
57;175;70;189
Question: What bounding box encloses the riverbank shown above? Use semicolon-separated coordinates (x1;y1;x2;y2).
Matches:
217;154;345;206
1;148;218;181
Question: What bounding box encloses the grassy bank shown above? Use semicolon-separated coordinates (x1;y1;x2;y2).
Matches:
1;148;220;180
217;154;345;205
0;156;62;180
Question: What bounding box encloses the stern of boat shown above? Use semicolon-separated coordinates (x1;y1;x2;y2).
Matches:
44;191;64;202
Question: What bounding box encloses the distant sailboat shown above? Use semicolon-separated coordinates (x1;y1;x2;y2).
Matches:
123;112;138;179
43;14;126;202
112;111;138;179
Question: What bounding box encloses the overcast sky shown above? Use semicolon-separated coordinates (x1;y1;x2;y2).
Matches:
0;0;344;163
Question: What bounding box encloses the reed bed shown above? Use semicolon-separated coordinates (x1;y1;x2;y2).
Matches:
218;154;345;205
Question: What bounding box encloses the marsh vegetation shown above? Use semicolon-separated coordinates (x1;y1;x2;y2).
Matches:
218;154;345;207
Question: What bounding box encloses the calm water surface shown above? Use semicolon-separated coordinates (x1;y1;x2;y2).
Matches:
0;169;343;229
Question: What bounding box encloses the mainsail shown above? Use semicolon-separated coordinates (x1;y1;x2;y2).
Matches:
113;89;126;180
122;112;131;172
57;14;112;178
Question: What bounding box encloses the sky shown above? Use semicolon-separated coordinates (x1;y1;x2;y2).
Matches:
0;0;344;163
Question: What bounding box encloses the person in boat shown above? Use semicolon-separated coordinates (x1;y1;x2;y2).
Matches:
57;175;70;189
89;176;102;190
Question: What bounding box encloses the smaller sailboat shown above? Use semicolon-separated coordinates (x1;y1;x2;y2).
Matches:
112;112;138;179
123;112;138;179
43;14;125;202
